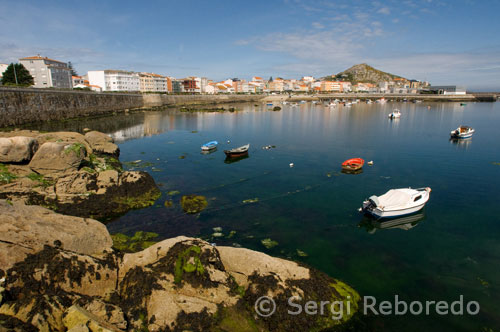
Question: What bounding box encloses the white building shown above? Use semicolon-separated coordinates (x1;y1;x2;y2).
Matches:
19;55;72;88
88;70;140;92
0;64;8;78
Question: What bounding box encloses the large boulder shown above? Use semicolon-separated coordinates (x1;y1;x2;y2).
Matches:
0;200;113;271
29;142;86;175
117;237;360;332
0;137;38;163
84;131;120;157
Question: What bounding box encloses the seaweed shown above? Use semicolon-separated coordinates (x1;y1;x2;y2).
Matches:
180;195;208;214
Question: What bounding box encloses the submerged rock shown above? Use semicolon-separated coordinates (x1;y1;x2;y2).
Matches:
261;238;279;249
181;194;208;214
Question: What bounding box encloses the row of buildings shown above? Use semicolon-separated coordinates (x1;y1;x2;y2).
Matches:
0;55;466;95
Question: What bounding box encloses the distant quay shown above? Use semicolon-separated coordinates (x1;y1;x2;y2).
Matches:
0;87;498;128
264;92;499;103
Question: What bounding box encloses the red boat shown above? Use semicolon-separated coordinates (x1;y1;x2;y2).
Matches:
342;158;365;171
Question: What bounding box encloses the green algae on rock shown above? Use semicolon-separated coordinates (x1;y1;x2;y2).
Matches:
181;194;208;214
111;231;159;253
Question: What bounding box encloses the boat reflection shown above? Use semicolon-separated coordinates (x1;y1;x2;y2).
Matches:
341;168;363;175
449;137;472;149
201;148;217;155
358;212;426;234
224;154;249;164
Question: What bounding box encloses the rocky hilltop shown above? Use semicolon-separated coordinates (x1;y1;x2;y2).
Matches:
0;200;361;331
0;130;160;220
332;63;404;83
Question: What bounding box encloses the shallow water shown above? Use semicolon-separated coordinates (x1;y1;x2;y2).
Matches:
28;101;500;331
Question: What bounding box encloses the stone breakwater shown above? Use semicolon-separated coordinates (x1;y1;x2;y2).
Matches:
0;200;360;332
0;129;160;220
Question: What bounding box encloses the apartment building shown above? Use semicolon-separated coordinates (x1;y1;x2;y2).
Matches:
88;70;140;92
19;55;72;88
139;72;168;92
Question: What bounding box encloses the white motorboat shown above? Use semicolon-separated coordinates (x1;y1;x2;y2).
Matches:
388;109;401;119
360;187;431;219
450;126;474;139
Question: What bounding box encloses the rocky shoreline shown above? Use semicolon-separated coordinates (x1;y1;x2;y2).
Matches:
0;129;363;331
0;200;361;331
0;130;160;221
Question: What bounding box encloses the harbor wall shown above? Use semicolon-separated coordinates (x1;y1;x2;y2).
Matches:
0;88;143;128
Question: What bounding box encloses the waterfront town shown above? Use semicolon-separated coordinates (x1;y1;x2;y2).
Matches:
0;54;467;95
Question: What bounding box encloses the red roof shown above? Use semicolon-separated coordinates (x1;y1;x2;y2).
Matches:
20;55;66;64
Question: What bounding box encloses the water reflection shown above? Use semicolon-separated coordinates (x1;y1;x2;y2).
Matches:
449;137;472;150
224;155;249;164
358;212;426;234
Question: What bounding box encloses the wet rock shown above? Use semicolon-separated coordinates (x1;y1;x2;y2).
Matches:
0;137;39;163
0;200;112;270
29;142;86;175
84;131;120;157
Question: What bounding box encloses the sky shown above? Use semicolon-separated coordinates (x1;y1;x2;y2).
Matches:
0;0;499;90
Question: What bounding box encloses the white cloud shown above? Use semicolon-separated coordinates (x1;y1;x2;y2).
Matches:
312;22;324;29
377;7;391;15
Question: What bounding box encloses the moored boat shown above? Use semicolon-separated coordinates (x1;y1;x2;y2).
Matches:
224;144;250;158
201;140;218;151
360;187;431;219
342;158;365;171
450;126;474;139
388;109;401;119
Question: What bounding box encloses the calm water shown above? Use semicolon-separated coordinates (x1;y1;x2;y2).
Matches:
28;101;500;331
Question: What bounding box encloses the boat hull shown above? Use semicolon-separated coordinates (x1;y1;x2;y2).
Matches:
362;203;426;219
224;151;249;158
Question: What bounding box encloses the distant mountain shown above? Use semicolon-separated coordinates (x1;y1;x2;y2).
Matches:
326;63;406;83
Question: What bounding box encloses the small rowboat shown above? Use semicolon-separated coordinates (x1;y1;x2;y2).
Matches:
201;141;218;151
450;126;474;139
224;144;250;158
342;158;365;171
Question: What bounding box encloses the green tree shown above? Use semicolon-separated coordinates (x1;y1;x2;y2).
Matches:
1;63;34;86
268;76;273;82
68;61;77;76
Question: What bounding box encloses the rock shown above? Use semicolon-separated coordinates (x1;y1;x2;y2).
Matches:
0;137;39;163
63;305;121;332
180;195;208;214
0;200;112;270
29;142;86;175
81;299;127;330
37;132;92;155
67;324;90;332
51;170;160;220
0;204;359;332
85;131;120;157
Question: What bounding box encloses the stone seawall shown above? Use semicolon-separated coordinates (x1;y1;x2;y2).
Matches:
0;88;266;128
0;88;144;128
142;93;265;107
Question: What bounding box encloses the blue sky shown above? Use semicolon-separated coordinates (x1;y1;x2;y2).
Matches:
1;0;499;90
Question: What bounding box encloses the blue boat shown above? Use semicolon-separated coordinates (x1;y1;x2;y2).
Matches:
201;140;218;151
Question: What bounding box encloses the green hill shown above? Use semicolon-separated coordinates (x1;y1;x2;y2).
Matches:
325;63;406;83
